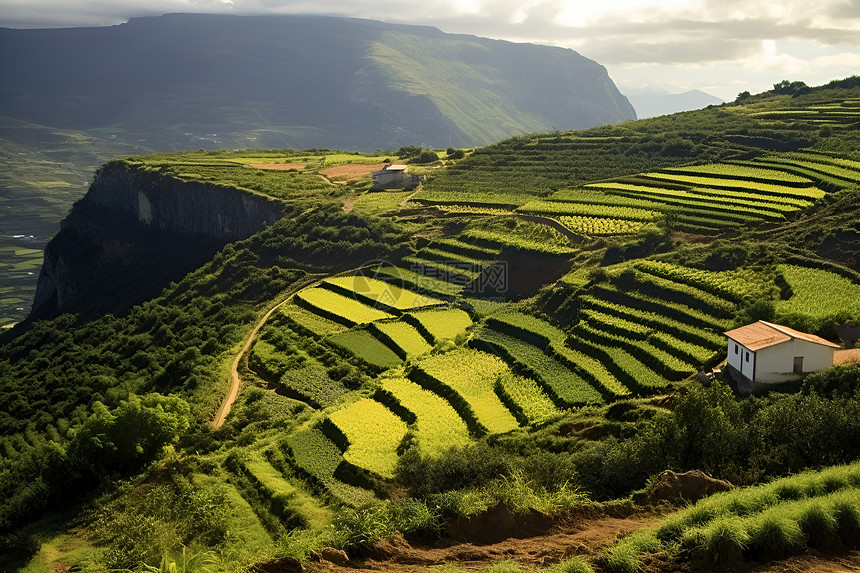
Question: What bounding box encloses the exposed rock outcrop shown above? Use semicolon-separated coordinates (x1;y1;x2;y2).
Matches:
642;470;733;504
30;161;283;321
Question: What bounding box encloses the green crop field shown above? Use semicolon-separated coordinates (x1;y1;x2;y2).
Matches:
284;428;376;507
412;348;520;435
474;326;607;406
279;303;349;337
377;375;472;454
406;308;473;342
776;264;860;320
326;329;403;371
294;287;395;326
494;372;560;425
323;275;444;311
327;398;408;478
606;462;860;570
371;320;433;358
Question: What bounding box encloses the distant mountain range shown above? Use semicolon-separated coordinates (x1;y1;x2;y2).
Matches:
627;89;724;119
0;13;636;150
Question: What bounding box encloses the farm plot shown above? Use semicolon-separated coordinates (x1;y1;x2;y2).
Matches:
606;461;860;569
632;260;778;303
410;190;530;209
325;329;403;372
518;199;661;222
279;364;349;408
473;326;606;406
575;318;695;381
410;348;519;435
494;372;560;425
370;320;433;358
327;398;408;479
485;311;630;397
776;264;860;320
279;303;348;337
322;275;444;311
373;264;464;298
405;308;473;342
730;151;860;190
294;287;394;326
460;228;578;256
557;215;648;235
283;428;376;507
376;375;472;455
580;296;723;360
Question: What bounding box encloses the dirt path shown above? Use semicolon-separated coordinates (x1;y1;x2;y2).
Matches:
298;513;662;572
211;274;326;429
399;187;422;208
342;195;357;213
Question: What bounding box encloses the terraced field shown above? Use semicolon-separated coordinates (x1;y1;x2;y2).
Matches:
239;108;857;502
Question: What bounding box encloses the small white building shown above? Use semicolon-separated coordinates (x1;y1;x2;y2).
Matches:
724;320;840;394
371;164;420;190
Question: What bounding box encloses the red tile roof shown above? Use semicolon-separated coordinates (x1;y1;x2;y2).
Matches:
724;321;840;351
834;348;860;365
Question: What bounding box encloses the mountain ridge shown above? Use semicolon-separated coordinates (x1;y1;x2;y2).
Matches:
0;13;636;150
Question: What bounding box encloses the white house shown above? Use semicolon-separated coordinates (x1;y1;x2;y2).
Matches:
724;320;840;394
371;164;420;190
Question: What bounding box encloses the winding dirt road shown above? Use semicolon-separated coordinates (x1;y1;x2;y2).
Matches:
211;275;325;429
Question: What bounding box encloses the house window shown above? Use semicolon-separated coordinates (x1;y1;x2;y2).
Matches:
793;356;804;374
734;343;739;355
745;351;750;363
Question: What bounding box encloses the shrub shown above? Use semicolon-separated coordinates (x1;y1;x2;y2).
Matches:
702;517;749;564
543;556;595;573
797;501;839;548
747;513;803;560
395;442;512;498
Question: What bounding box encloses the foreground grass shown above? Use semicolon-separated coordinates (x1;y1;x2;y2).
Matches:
603;461;860;571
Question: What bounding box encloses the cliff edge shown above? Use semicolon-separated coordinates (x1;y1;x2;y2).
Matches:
30;161;284;322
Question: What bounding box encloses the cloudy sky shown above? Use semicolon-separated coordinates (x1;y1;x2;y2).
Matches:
2;0;859;101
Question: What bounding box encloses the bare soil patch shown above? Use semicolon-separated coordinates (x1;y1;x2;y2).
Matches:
319;163;386;182
303;513;662;572
248;163;307;171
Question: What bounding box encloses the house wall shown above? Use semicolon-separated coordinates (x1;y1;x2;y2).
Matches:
756;339;835;384
727;337;756;381
727;338;744;371
371;170;419;190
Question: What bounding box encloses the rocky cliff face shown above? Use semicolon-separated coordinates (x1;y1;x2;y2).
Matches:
31;162;283;321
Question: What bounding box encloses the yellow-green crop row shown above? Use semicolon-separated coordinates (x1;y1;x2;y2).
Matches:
324;275;443;310
495;372;561;425
402;256;483;281
460;228;578;255
585;183;795;219
327;398;408;479
326;329;403;371
666;163;811;183
413;348;519;435
557;216;646;235
378;376;472;454
284;428;376;507
279;303;348;337
431;204;515;216
640;172;827;199
634;260;778;303
406;308;473;342
294;287;394;325
776;265;860;318
372;264;463;298
372;320;433;358
518;199;661;222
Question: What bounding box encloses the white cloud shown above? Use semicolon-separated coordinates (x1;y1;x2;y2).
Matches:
1;0;859;99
